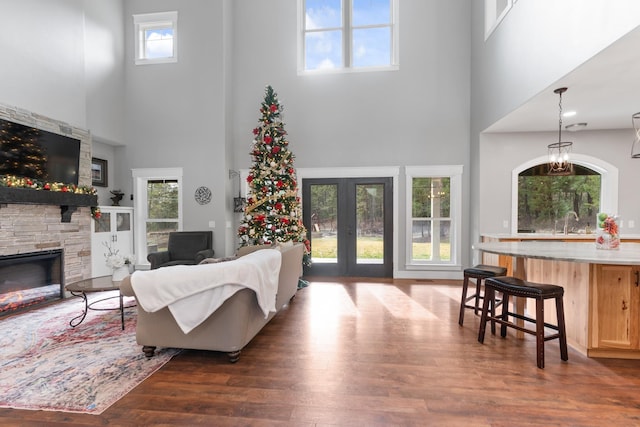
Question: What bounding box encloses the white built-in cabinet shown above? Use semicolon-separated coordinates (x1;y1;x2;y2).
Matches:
91;206;134;277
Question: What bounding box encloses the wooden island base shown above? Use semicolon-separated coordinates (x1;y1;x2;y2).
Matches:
477;240;640;359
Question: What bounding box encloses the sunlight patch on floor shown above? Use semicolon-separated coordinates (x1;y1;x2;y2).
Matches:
307;283;360;318
432;285;464;302
365;284;439;320
305;283;360;358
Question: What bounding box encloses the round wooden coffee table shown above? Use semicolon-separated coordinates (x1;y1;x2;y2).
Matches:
65;275;135;330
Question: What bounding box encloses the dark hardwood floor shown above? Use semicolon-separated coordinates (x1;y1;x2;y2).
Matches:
2;277;640;426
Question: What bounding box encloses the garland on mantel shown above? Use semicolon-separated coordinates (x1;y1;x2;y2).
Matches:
0;174;101;219
0;174;96;195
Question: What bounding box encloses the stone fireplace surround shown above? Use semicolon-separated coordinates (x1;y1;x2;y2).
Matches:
0;103;94;290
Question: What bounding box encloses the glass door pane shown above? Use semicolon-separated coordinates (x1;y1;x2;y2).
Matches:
116;212;131;232
309;184;338;264
356;184;384;264
303;177;392;277
94;212;111;233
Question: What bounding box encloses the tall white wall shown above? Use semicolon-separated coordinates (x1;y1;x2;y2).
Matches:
222;0;236;256
83;0;126;145
0;0;125;138
0;0;87;127
232;0;470;170
121;0;229;256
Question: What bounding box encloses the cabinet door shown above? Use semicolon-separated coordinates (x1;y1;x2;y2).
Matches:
114;211;133;258
595;265;640;349
91;211;114;277
91;208;135;277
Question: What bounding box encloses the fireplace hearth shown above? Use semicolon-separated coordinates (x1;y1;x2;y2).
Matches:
0;250;64;316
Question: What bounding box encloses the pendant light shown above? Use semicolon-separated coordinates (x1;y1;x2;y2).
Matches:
632;112;640;158
547;87;573;175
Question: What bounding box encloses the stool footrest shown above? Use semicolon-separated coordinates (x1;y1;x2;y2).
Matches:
505;312;560;332
486;316;561;339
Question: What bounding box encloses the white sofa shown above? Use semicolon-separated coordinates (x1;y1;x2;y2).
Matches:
120;243;304;362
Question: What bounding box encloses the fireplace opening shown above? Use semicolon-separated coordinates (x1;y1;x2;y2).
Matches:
0;249;64;316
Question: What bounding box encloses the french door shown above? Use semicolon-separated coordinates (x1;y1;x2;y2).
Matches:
302;177;393;277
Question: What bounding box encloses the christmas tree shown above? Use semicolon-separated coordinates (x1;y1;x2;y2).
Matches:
238;85;310;267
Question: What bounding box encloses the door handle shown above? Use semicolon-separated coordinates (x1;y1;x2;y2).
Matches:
635;270;639;287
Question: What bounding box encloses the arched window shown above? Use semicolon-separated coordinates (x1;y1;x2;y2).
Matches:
511;155;619;234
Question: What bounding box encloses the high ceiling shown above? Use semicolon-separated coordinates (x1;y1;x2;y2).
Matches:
485;25;640;133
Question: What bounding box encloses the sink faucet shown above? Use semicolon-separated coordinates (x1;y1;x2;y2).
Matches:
564;211;579;235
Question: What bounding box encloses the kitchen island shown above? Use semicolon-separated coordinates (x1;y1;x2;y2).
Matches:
474;240;640;359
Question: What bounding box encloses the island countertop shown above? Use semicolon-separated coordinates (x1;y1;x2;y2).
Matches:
482;233;640;241
474;241;640;265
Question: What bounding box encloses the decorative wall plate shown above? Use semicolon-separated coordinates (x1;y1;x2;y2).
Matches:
194;186;212;205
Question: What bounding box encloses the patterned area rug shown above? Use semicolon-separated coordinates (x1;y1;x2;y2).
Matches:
0;291;179;414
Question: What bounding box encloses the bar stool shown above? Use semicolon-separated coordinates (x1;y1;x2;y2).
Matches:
458;264;507;327
478;276;569;369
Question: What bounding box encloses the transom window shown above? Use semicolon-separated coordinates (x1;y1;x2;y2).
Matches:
133;11;178;65
299;0;399;73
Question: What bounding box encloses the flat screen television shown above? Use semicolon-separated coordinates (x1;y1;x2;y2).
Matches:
0;117;81;186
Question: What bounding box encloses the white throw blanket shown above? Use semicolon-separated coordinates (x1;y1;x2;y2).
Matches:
131;249;282;334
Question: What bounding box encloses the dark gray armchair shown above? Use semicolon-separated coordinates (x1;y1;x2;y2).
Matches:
147;231;214;269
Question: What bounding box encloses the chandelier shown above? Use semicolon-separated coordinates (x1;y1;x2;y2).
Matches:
632;112;640;158
547;87;573;175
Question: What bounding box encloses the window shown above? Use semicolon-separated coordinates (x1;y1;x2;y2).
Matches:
484;0;515;40
299;0;399;73
406;166;462;269
133;11;178;65
132;168;183;267
517;164;601;234
511;155;619;235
